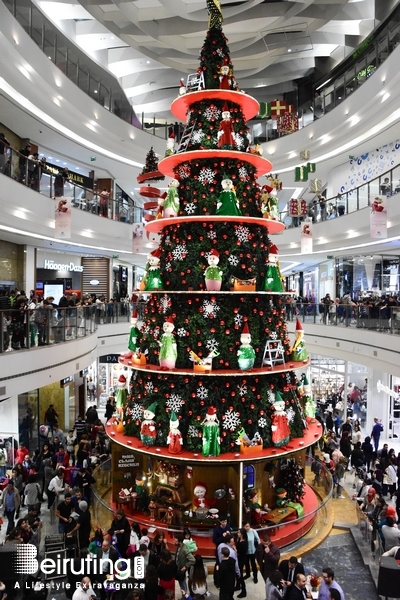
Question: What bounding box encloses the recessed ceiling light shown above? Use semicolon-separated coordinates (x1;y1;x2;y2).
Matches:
147;60;150;64
288;49;292;53
48;56;52;60
63;162;67;165
94;90;98;94
56;160;60;163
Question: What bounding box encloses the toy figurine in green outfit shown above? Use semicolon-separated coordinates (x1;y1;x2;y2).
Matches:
205;248;223;291
261;243;284;292
163;178;180;218
115;374;127;414
158;316;177;369
216;177;242;216
290;318;309;362
201;406;220;457
237;322;256;370
144;248;163;291
128;308;140;354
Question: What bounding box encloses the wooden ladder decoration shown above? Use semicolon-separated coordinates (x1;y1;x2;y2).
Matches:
177;122;196;153
262;340;286;368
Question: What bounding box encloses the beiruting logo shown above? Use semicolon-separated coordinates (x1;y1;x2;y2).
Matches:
1;544;144;590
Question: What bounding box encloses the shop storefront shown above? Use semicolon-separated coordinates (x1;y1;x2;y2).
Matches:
36;249;83;300
96;354;130;408
335;255;400;298
318;260;335;299
303;267;318;302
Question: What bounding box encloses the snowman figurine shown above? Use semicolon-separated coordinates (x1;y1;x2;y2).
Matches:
115;374;127;415
158;316;177;369
216;177;242;216
204;248;223;291
261;243;284;293
163;179;180;218
140;402;158;446
144;248;162;291
127;308;140;355
237;323;256;370
167;411;183;454
165;133;176;157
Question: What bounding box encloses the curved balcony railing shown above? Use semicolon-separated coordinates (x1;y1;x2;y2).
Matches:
1;147;144;224
278;162;400;228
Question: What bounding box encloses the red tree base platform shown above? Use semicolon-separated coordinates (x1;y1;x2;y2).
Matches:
108;484;318;558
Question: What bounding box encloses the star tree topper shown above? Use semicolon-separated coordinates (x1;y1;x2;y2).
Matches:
207;0;223;28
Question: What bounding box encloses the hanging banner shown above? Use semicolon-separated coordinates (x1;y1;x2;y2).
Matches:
370;194;387;238
301;219;313;253
54;197;71;239
132;223;144;253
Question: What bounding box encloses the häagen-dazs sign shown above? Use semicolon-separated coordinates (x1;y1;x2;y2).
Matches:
44;259;83;272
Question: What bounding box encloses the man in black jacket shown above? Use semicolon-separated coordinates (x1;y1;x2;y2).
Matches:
288;573;312;600
279;556;305;596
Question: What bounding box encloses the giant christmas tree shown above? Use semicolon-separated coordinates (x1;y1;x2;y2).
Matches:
117;1;314;535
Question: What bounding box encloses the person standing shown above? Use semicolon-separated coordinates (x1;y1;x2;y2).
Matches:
56;491;73;534
67;500;91;550
288;573;312;600
174;533;195;592
256;534;280;582
1;481;20;535
218;546;237;600
235;528;248;598
371;418;384;452
317;568;345;600
0;132;10;171
243;521;260;583
279;556;305;591
213;516;232;551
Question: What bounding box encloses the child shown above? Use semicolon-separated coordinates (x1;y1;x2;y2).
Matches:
183;528;198;553
139;526;151;548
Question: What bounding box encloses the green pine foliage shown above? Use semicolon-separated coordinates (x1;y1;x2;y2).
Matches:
279;459;306;503
199;25;238;91
140;147;165;181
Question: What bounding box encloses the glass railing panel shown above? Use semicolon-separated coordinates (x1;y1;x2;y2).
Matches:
43;25;57;62
347;188;358;213
369;178;380;196
358;185;369;209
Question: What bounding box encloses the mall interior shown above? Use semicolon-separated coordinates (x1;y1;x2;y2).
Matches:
0;0;400;598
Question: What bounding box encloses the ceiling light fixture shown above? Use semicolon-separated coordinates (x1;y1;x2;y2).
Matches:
0;78;144;169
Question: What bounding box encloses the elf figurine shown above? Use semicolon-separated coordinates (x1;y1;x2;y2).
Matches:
163;179;180;217
290;319;309;362
261;242;284;293
158;316;177;369
201;406;221;457
260;185;279;220
219;57;231;90
140;402;158;446
144;248;163;291
218;105;236;149
271;392;291;447
204;248;223;291
115;374;127;415
127;308;140;355
216;177;242;216
275;487;288;508
167;411;183;454
165;133;176;157
301;374;315;418
237;322;256;370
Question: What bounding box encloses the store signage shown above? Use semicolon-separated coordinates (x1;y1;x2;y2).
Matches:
60;375;73;388
99;354;120;363
79;367;89;377
118;453;140;469
90;279;100;286
45;161;94;189
44;259;83;272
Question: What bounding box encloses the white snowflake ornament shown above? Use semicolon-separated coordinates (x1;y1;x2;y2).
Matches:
258;417;267;428
207;230;217;240
198;167;216;185
238;166;248;179
159;294;171;314
237;383;247;396
166;394;184;413
228;254;239;266
286;407;295;423
185;203;196;215
196;386;209;400
222;409;241;431
191;129;204;143
145;382;154;394
177;328;187;337
235;225;250;243
206;338;219;352
172;245;187;261
202;299;220;319
204;105;221;120
188;425;200;438
234;313;243;327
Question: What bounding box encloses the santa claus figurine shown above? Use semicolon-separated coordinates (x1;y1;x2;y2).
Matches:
144;248;163;291
205;249;223;291
140;402;158;446
261;243;284;293
167;411;183;454
193;482;211;510
218;105;236;149
219;57;231;90
271;392;290;447
158;316;177;369
290;319;309;362
237;323;256;370
163;179;180;217
115;374;127;415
